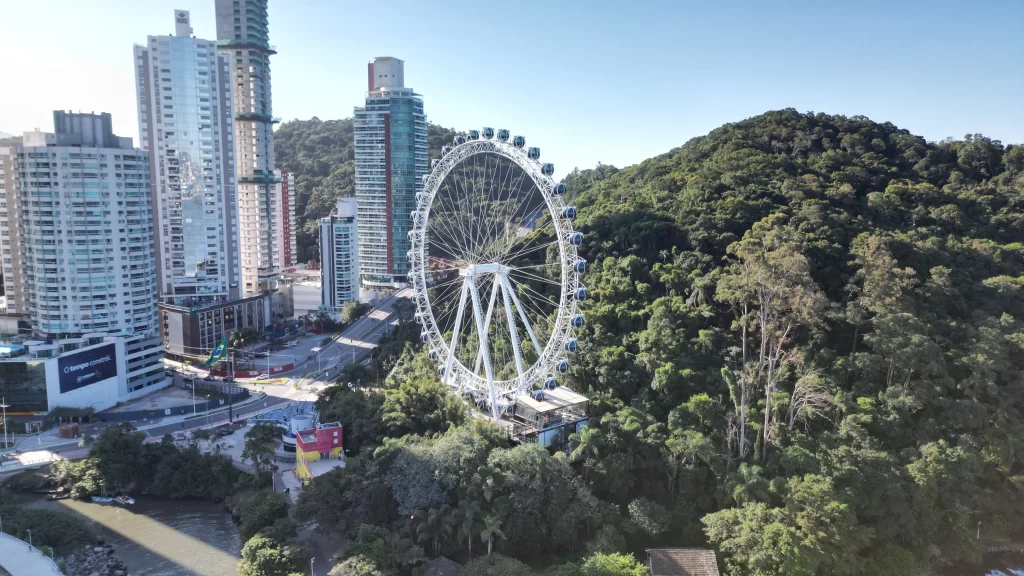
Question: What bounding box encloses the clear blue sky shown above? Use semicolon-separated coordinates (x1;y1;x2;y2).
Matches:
1;0;1021;175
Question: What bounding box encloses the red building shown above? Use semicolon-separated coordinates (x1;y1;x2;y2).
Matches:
295;421;344;481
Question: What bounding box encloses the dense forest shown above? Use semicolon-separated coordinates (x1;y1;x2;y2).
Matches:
273;118;456;263
294;109;1024;576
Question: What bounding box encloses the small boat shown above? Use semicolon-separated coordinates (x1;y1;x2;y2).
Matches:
91;496;114;503
115;495;135;505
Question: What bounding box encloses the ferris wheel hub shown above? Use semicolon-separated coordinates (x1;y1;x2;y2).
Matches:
459;262;508;277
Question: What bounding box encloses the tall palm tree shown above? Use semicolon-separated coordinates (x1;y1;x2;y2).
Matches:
569;426;604;462
414;506;454;557
478;515;505;557
454;499;484;557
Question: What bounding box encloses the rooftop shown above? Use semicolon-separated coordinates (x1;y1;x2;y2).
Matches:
646;548;720;576
514;386;588;414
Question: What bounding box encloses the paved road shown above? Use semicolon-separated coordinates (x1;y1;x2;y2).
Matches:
0;532;63;576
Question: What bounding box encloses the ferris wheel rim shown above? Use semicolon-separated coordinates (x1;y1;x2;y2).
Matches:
408;137;582;404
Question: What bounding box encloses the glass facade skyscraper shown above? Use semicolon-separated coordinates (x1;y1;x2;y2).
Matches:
354;57;427;287
134;10;240;306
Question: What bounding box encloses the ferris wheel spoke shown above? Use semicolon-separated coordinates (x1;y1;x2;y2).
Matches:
494;178;543;261
436;179;475;260
481;156;518;262
501;237;559;267
442;279;472;385
507;267;563;287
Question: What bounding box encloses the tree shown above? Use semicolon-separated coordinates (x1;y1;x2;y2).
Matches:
237;533;302;576
89;423;147;492
578;553;647;576
328;556;384;576
479;515;505;557
716;216;828;460
316;384;386;455
382;377;468;437
243;423;281;480
462;553;534;576
414;506;454;557
238;491;291;542
454;498;484;557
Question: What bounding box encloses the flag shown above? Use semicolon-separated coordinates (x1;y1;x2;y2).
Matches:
205;338;228;368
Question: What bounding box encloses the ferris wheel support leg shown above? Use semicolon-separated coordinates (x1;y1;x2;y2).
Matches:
500;273;543;357
498;272;527;392
467;275;500;420
474;277;501;376
443;279;471;386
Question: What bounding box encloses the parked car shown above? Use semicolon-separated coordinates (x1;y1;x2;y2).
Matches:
204;376;217;382
215;428;233;437
256;374;270;380
223;376;236;383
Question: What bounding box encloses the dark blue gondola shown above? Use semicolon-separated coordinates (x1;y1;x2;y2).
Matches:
574;287;588;301
528;147;540;160
432;158;440;169
468;130;480;140
541;163;555;176
544;376;558;389
482;127;495;139
556;359;570;374
571;314;585;328
569;232;583;246
512;135;526;148
562;206;577;219
573;259;587;274
553;182;567;195
565;339;579;353
497;129;510;142
454;135;466;146
442;145;452;156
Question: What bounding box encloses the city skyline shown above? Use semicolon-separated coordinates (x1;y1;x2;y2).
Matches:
1;0;1020;180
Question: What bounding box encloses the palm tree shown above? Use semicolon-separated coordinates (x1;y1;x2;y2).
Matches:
728;462;771;505
569;426;604;462
454;499;484;557
414;506;453;557
478;515;505;557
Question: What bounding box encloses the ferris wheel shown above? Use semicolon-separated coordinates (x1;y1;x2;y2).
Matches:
408;128;586;419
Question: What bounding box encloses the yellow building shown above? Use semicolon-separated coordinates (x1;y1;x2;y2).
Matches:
295;421;344;481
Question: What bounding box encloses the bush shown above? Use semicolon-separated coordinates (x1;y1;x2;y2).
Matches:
238;490;291;542
328;555;385;576
237;533;302;576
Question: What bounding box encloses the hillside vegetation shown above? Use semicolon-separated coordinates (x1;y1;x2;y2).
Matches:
297;109;1024;576
274;118;455;262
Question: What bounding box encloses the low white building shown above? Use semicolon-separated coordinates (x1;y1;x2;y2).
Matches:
320;198;359;309
0;333;168;412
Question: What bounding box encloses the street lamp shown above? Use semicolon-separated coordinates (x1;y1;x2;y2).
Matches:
0;397;9;468
26;528;31;547
310;557;315;576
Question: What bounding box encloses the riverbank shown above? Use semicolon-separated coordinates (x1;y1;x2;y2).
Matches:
34;496;241;576
62;543;130;576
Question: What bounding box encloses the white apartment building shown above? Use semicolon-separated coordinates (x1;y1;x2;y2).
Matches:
18;112;159;338
0;146;26;315
134;10;241;307
353;56;428;287
215;0;280;297
320;198;359;308
3;111;167;401
272;169;297;270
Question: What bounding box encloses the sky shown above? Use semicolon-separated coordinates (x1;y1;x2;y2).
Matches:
1;0;1022;175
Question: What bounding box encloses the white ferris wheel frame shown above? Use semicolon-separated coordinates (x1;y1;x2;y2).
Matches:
408;138;582;419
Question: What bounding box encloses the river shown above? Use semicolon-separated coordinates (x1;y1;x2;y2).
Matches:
35;496;241;576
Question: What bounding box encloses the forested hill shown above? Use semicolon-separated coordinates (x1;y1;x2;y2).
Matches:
273;118;455;261
561;109;1024;573
291;109;1023;576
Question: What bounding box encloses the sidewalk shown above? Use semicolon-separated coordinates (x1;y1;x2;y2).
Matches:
0;532;63;576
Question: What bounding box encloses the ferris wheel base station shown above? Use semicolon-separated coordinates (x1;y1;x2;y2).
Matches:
497;385;589;448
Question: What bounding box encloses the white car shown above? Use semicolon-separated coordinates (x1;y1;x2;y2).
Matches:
256;374;270;380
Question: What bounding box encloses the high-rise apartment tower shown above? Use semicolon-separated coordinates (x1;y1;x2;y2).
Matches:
214;0;280;297
17;112;159;339
135;10;240;307
353;57;427;287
